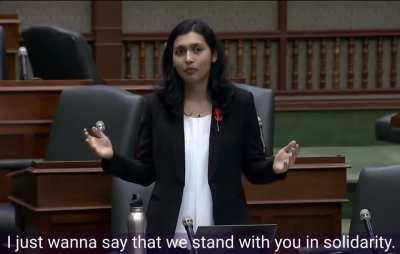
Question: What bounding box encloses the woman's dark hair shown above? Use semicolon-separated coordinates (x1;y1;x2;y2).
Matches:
158;19;232;114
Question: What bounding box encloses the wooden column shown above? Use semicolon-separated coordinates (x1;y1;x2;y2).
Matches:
277;1;288;91
92;1;123;79
0;15;20;80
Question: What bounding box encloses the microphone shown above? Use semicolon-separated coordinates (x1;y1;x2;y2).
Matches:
360;208;375;238
17;46;31;80
257;115;266;154
90;121;106;138
182;217;197;254
360;209;377;254
95;120;106;132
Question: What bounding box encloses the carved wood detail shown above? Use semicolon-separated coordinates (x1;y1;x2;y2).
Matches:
124;43;132;79
332;38;341;89
251;40;257;84
154;41;161;79
362;38;369;89
306;40;313;90
376;37;384;88
264;40;271;88
139;41;146;79
320;39;327;89
291;40;299;90
236;40;244;79
347;38;355;89
391;37;398;88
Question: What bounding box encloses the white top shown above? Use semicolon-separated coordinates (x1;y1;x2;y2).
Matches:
174;114;214;237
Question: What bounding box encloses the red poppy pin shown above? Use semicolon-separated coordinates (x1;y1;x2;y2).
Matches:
213;107;223;133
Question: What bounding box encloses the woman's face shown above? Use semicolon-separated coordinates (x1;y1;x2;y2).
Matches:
172;31;217;86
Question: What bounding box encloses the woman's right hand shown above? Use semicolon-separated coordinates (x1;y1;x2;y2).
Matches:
83;127;114;159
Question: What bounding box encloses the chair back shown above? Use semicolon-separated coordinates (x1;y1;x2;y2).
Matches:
349;165;400;236
21;25;102;83
236;84;274;156
46;85;151;234
0;26;7;80
375;113;400;143
46;85;143;160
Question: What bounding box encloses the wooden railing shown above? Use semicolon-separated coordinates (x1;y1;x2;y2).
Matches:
3;18;400;110
4;18;399;96
122;32;281;88
285;30;400;92
122;30;400;94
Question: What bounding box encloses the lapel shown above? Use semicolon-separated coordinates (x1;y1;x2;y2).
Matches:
208;105;219;181
172;108;186;185
208;84;235;181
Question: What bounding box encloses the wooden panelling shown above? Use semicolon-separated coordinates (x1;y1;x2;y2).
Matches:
16;204;110;233
0;134;24;158
0;92;59;120
0;14;19;80
243;166;346;201
9;163;111;210
244;156;347;236
0;121;51;158
249;203;341;236
9;162;112;233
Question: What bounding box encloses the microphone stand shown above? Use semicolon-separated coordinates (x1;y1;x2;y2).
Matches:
182;217;198;254
360;209;378;254
18;46;29;80
257;116;266;154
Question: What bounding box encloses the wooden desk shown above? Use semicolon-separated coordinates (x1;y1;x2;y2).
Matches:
8;161;111;233
7;157;347;235
244;156;347;236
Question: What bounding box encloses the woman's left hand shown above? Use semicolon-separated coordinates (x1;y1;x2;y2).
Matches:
273;140;299;174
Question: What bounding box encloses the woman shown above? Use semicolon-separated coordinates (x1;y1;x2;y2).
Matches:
84;19;299;239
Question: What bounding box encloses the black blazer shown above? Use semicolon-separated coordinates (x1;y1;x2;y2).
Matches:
102;85;286;237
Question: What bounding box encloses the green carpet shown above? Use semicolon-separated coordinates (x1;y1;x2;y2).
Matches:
274;110;398;147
